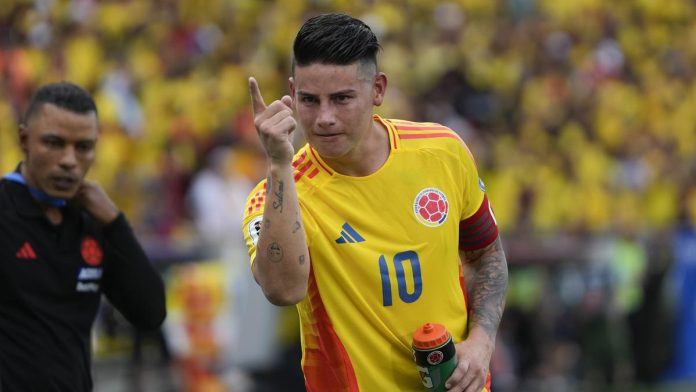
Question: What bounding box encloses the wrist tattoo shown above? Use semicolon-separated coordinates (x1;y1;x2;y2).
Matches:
272;180;284;212
293;220;301;233
299;255;305;265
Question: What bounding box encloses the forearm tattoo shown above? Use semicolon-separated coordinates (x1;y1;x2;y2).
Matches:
268;242;283;262
463;238;508;339
272;180;284;212
292;220;301;233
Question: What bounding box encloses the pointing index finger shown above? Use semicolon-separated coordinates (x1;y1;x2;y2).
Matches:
248;77;267;115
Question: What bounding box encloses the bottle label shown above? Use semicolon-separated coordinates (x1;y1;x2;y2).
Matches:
415;358;457;391
427;350;444;365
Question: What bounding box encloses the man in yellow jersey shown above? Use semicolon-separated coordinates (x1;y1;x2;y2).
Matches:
242;13;508;392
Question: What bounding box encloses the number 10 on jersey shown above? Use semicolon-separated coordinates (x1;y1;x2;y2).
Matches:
379;251;423;306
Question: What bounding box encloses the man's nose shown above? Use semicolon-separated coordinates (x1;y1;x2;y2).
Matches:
59;145;78;168
316;101;336;127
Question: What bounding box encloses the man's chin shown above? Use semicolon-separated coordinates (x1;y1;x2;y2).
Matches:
312;144;346;161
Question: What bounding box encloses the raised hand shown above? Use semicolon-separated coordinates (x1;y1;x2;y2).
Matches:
75;179;119;225
249;77;297;165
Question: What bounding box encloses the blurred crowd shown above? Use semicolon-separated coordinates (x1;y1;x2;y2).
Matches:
2;0;696;391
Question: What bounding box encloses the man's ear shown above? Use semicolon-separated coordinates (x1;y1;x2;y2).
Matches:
373;72;387;106
288;76;296;103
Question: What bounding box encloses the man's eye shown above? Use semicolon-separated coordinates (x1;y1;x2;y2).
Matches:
301;96;317;103
77;143;94;152
45;138;62;147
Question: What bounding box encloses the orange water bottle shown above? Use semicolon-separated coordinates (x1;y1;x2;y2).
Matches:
412;323;457;391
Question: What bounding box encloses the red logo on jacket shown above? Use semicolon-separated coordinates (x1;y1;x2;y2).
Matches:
81;237;103;266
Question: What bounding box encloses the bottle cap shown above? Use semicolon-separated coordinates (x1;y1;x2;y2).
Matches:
412;323;451;349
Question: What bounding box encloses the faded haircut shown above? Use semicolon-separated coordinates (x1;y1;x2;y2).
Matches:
292;13;381;79
22;81;97;124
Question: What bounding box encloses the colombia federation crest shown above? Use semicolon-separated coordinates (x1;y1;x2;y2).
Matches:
413;188;449;227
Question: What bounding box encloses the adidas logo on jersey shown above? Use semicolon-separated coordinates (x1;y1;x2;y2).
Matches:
335;223;365;244
16;241;37;260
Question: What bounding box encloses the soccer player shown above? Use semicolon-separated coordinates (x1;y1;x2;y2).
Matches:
242;13;508;392
0;82;166;391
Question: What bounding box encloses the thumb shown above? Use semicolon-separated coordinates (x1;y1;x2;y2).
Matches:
281;95;293;109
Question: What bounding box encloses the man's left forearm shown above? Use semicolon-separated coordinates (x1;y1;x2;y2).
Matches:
103;214;166;329
462;237;508;341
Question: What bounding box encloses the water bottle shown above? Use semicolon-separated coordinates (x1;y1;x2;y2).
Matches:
412;323;457;391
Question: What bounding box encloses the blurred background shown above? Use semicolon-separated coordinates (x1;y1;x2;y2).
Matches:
2;0;696;391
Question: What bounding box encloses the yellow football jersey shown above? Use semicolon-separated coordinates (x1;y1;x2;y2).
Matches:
242;115;496;391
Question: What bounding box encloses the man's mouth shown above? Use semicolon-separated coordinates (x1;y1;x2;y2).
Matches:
316;132;342;138
50;176;78;190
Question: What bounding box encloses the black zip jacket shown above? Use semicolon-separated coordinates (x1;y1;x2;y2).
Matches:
0;177;166;391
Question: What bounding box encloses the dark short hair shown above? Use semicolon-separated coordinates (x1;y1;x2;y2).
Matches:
22;81;97;124
292;13;380;72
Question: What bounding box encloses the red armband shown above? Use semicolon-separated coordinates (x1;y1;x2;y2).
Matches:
459;195;498;250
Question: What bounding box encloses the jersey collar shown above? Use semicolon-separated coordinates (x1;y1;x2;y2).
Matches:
305;114;399;178
3;169;67;208
373;114;401;152
2;164;67;217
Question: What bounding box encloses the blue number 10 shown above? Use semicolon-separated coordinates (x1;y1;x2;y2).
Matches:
379;250;422;306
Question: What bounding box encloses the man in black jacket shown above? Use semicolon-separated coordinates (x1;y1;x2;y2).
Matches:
0;81;167;391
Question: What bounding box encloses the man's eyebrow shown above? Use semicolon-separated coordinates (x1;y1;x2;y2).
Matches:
297;89;357;96
330;89;356;96
40;133;97;144
39;133;63;139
